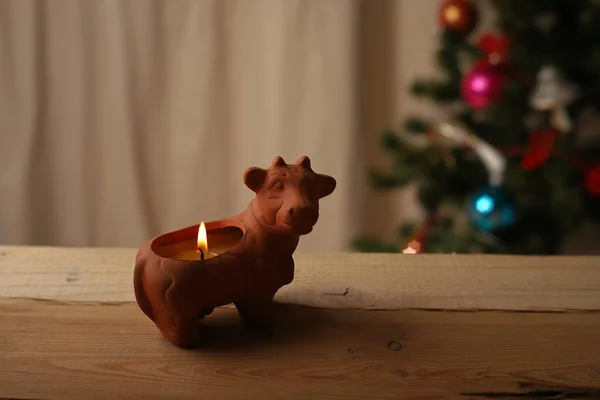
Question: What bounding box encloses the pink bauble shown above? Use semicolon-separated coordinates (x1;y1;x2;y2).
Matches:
461;63;508;109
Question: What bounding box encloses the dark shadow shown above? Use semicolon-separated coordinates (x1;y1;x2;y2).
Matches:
157;304;347;354
171;304;336;352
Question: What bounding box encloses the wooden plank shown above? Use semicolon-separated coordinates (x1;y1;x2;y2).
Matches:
1;298;599;400
1;246;600;311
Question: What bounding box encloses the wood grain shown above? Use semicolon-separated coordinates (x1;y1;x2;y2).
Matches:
2;246;600;311
1;298;600;400
2;247;600;399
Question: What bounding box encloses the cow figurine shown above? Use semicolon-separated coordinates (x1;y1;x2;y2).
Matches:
133;156;336;347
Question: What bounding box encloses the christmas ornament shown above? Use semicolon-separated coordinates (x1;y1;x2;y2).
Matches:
467;185;516;232
402;214;435;254
437;122;506;186
478;33;510;65
530;65;578;133
585;165;600;197
436;123;513;232
439;0;478;36
402;240;422;254
461;62;509;110
521;129;558;171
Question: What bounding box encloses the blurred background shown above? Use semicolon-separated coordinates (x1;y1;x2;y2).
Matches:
1;0;600;254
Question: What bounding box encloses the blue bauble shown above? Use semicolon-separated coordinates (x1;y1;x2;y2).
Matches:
467;185;516;232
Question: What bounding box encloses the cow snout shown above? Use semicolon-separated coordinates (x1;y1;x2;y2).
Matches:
285;205;318;232
288;205;317;220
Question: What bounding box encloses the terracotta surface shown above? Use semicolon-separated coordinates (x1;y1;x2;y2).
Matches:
133;156;336;347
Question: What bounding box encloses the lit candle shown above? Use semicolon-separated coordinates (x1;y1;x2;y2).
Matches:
196;222;216;260
157;222;219;261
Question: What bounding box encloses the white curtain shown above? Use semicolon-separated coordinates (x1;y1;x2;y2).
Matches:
0;0;449;252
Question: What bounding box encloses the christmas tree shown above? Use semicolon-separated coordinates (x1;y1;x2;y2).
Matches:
354;0;600;255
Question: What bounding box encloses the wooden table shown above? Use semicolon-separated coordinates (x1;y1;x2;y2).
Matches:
1;246;600;399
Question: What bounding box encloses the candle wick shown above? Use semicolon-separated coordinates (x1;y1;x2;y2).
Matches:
199;249;205;260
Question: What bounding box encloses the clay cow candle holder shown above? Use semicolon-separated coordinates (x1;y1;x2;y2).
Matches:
133;156;336;347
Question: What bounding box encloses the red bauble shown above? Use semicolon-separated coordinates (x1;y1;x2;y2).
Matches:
585;165;600;196
461;62;509;109
521;129;557;171
439;0;478;35
478;32;511;64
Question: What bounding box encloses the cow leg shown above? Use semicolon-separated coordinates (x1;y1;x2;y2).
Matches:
161;317;201;348
235;293;276;330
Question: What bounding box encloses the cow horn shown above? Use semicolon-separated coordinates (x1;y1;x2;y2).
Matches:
296;156;311;170
271;156;286;167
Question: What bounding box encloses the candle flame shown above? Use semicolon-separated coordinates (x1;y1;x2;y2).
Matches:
197;222;208;254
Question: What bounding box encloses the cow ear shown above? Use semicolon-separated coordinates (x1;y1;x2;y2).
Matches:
243;167;267;192
316;174;336;198
295;156;312;170
271;156;287;168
